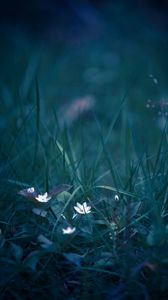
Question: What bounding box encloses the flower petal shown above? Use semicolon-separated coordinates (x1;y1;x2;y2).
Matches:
62;226;76;234
76;202;84;210
74;206;83;214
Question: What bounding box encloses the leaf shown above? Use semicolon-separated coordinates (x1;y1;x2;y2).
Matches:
10;242;23;262
23;250;44;271
95;185;137;198
63;253;84;267
56;191;71;202
56;141;71;169
80;226;93;235
37;234;54;250
48;184;72;197
147;225;166;246
32;208;47;218
50;203;62;217
94;220;108;226
95;252;114;267
126;201;141;219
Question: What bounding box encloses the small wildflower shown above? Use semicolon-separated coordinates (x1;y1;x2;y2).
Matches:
35;192;51;203
27;187;35;193
74;202;91;214
62;226;76;235
27;187;35;194
18;187;37;199
114;194;119;201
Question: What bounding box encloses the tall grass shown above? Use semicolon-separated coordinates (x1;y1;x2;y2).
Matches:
0;77;168;300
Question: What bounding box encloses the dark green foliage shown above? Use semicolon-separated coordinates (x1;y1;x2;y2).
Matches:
1;3;168;299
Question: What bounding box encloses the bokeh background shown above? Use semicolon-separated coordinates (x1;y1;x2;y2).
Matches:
0;0;168;184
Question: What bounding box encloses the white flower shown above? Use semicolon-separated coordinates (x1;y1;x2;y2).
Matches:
62;226;76;235
114;194;119;201
74;202;91;214
35;192;51;203
27;187;35;193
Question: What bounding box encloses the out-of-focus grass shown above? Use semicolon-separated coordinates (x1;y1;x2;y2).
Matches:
0;2;168;299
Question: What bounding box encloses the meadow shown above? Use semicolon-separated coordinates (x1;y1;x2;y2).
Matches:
0;2;168;299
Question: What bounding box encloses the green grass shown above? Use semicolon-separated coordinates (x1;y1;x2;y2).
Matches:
1;91;168;299
1;3;168;299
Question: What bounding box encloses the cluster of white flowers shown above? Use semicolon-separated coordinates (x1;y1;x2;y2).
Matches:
24;188;93;236
26;187;51;203
22;186;122;241
61;202;91;235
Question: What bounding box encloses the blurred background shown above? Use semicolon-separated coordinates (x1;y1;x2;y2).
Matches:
0;0;168;183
